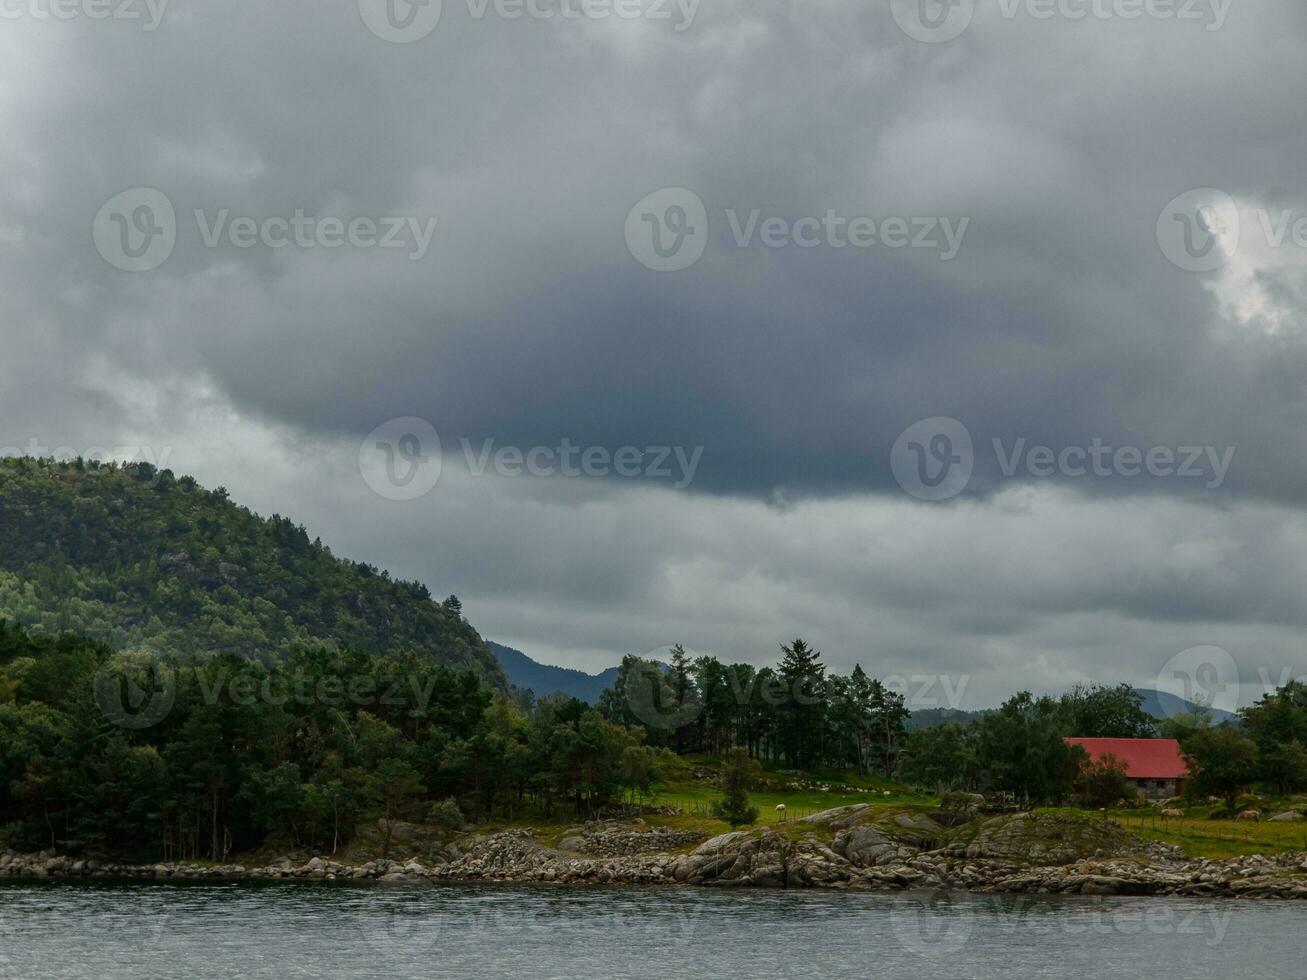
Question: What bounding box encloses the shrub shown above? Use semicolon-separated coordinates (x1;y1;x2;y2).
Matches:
1079;753;1133;809
711;748;760;827
427;798;466;831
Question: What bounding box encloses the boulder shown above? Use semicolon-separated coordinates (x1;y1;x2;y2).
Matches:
833;825;917;868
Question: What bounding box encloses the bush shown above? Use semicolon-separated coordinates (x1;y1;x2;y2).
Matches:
427;798;466;831
1079;753;1133;809
940;791;983;813
712;748;760;827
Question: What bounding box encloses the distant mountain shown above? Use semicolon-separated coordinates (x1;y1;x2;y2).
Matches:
904;707;991;730
490;641;622;703
1134;688;1239;726
0;458;504;683
907;689;1239;730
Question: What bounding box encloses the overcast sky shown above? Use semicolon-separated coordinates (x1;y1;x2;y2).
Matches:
3;0;1307;712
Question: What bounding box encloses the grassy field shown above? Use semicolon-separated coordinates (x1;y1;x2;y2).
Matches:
638;756;933;836
446;759;933;846
325;756;1307;863
1105;810;1307;859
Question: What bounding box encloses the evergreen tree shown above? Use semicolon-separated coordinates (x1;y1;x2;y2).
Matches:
777;639;825;768
712;747;759;827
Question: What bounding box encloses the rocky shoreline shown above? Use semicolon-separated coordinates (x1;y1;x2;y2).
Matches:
7;806;1307;900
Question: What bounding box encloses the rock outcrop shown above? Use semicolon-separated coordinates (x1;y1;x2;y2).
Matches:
7;806;1307;899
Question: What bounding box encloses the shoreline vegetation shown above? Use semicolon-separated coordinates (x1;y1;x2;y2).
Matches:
5;461;1307;902
7;805;1307;901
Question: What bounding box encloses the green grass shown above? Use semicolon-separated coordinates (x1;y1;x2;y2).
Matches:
1105;810;1307;859
252;776;1307;866
456;764;935;845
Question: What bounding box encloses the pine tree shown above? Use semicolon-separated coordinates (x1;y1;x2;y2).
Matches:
668;643;695;753
712;747;759;827
777;639;825;768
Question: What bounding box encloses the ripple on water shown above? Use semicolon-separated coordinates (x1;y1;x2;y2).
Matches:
0;880;1301;980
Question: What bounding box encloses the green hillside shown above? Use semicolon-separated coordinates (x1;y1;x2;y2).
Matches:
0;457;503;683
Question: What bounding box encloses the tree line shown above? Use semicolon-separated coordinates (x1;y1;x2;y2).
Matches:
0;622;666;861
598;641;911;774
596;641;1181;805
6;616;1304;861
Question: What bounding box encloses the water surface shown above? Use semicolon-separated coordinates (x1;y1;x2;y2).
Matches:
0;879;1300;979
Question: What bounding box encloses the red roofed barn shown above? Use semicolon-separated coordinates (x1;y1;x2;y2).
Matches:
1064;737;1189;801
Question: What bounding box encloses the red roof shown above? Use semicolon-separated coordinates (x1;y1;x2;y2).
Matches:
1064;738;1188;779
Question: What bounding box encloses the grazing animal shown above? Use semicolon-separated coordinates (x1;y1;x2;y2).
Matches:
775;803;787;822
1237;809;1262;822
1160;808;1184;821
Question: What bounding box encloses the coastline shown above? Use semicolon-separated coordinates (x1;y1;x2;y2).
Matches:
7;807;1307;901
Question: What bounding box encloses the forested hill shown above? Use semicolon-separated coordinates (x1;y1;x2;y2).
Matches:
0;457;503;683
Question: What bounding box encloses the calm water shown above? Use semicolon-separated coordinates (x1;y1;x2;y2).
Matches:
0;880;1302;979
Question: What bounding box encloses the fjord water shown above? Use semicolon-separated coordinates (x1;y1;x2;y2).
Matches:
0;881;1300;979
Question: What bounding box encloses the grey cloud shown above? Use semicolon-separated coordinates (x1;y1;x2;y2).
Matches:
3;0;1307;703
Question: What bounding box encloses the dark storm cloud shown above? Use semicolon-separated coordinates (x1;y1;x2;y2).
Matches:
4;1;1307;503
4;0;1307;702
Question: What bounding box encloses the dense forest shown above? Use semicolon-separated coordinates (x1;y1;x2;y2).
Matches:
600;642;1153;796
0;458;502;681
5;616;1306;860
3;457;1306;862
0;621;664;860
600;643;1307;808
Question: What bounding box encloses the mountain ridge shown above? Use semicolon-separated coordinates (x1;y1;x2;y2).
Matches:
0;457;504;683
489;641;621;703
489;639;1243;727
